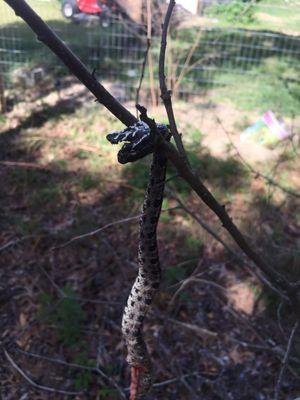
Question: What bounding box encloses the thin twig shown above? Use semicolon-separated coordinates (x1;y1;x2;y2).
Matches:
146;0;157;108
159;0;188;161
277;302;289;341
274;321;299;400
153;372;200;388
4;349;82;396
173;27;203;95
0;161;50;170
53;215;141;249
0;235;34;252
124;372;201;391
37;263;121;305
169;276;227;306
135;41;151;109
52;206;179;250
15;348;127;400
36;263;65;297
135;0;155;109
16;348;99;372
169;188;234;255
167;318;218;339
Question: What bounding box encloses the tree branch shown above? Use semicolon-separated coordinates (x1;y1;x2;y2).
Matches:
274;321;299;400
4;349;82;396
15;348;127;400
159;0;187;160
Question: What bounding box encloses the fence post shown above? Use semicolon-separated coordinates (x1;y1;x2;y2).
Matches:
0;66;6;113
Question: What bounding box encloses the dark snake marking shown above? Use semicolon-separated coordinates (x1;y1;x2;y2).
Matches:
107;121;170;395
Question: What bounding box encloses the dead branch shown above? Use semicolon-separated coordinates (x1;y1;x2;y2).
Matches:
37;263;121;305
274;321;299;400
0;235;34;253
52;206;179;250
135;41;151;108
169;276;228;306
0;161;50;170
4;349;82;396
159;0;187;161
52;215;141;249
15;348;127;399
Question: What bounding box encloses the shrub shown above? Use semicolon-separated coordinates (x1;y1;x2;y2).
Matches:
208;0;257;25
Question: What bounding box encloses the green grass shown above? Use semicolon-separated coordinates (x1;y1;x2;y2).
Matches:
207;0;257;26
0;0;62;25
39;284;85;346
204;0;300;33
78;174;99;191
213;58;300;117
2;0;299;34
254;0;300;32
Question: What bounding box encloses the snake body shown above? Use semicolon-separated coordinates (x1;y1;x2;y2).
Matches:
107;121;169;397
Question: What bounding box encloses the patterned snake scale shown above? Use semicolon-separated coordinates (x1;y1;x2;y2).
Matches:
107;121;170;398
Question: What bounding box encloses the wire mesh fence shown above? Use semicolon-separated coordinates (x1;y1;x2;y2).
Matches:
0;0;300;111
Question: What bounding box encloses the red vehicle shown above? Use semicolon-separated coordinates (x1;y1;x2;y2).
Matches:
61;0;115;20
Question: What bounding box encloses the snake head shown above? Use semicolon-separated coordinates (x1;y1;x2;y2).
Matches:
107;121;169;164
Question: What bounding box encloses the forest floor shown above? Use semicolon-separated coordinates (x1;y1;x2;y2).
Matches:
0;78;299;400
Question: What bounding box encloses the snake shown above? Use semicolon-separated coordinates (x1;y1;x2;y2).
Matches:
107;120;170;398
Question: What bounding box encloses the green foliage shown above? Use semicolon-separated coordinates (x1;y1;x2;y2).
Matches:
79;174;99;191
39;291;53;306
185;235;202;255
9;168;44;186
39;289;97;390
55;286;85;346
98;387;118;399
208;0;257;25
122;160;151;202
164;256;198;286
0;114;6;124
73;352;96;390
126;162;149;189
74;369;93;391
165;265;188;286
52;159;68;170
73;149;90;160
190;128;202;144
39;284;85;346
179;292;191;304
160;198;171;223
12;215;38;235
31;185;62;208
